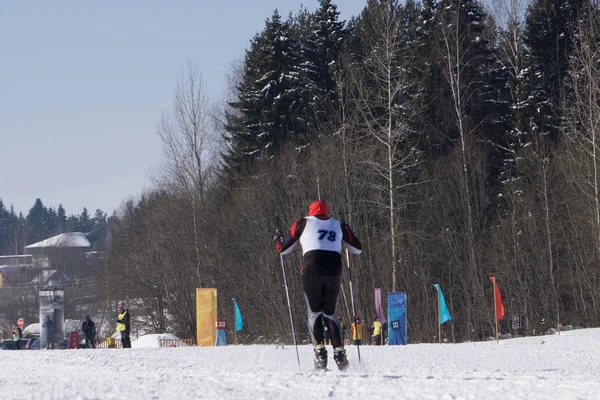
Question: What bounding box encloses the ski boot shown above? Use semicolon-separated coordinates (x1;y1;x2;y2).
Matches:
314;344;328;370
333;347;349;371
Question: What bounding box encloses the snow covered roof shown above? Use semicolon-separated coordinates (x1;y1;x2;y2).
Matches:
0;264;30;272
26;232;91;249
0;255;33;270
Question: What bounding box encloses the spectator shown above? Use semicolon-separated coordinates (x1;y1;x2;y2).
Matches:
12;322;22;350
81;315;97;349
116;305;131;348
372;317;382;345
42;315;55;349
350;316;365;346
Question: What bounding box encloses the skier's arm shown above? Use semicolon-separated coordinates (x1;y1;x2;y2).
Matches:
341;223;362;254
275;218;306;255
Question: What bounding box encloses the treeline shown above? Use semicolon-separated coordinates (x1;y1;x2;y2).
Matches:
0;198;109;254
105;0;600;343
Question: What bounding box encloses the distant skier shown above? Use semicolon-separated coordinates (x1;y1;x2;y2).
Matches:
275;200;362;370
81;315;96;349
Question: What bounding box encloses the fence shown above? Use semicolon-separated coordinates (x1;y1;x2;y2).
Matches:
94;337;193;348
159;338;193;348
96;337;122;349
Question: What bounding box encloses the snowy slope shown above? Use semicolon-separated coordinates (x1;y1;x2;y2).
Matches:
1;328;599;399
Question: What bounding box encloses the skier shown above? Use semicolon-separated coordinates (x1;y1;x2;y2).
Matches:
81;315;97;349
274;200;362;370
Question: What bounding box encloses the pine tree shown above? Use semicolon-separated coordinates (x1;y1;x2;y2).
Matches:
88;209;108;250
411;0;511;193
0;199;10;254
298;0;348;124
522;0;589;140
25;198;51;245
77;207;93;233
56;204;67;234
224;10;303;174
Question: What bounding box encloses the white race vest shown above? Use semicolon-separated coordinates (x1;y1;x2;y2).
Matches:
299;216;343;255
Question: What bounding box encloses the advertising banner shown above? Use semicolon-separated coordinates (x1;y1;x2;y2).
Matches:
196;288;217;346
388;292;407;345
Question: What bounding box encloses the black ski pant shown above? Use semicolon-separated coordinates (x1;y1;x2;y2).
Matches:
85;334;96;349
303;273;344;349
120;331;131;348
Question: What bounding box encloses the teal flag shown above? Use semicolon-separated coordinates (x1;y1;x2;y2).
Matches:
233;298;243;331
433;284;452;324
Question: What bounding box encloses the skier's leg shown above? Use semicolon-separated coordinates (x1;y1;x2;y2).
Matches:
321;274;342;348
322;274;349;370
303;273;325;344
304;274;329;369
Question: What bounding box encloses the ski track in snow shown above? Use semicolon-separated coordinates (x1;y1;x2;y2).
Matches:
1;328;600;399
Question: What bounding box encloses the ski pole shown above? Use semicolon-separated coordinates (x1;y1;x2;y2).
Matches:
280;254;300;366
345;248;361;364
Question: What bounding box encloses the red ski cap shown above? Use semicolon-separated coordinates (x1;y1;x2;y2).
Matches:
308;200;329;217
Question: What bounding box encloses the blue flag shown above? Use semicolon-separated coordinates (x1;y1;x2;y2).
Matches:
215;329;227;346
387;292;407;345
233;298;243;332
433;284;452;324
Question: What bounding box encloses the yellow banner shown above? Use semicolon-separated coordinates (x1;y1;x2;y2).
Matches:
196;288;217;346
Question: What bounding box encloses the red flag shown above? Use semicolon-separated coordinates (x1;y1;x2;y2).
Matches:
489;277;505;321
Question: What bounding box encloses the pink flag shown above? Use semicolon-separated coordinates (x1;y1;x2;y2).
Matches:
375;288;387;324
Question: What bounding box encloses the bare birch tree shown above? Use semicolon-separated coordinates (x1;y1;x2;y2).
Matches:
352;0;421;292
153;60;218;279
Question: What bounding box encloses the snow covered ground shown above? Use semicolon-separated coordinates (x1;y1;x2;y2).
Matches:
1;328;600;399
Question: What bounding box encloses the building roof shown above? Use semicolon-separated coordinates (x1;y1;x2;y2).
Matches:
0;264;31;272
31;269;62;285
25;232;91;249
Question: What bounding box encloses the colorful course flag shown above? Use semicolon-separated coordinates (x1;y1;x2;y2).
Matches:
233;298;243;332
433;284;452;324
489;277;505;321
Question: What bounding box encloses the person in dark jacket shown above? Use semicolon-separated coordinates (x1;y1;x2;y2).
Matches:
81;315;96;349
116;305;131;348
275;200;362;370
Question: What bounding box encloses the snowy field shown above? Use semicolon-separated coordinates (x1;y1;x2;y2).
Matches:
1;328;600;400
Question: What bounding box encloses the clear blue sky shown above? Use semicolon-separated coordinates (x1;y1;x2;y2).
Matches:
1;1;367;217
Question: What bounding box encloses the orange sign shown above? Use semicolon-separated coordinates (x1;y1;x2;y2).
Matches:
196;288;217;346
